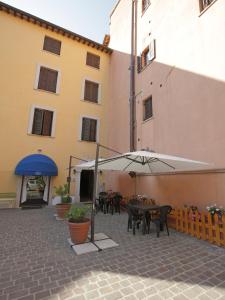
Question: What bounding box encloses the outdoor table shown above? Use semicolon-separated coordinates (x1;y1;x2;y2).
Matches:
127;203;161;234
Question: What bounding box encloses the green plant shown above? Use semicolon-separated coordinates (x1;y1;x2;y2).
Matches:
54;183;71;204
206;204;225;216
66;204;91;223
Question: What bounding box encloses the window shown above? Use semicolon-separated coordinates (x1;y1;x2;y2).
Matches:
32;108;53;136
142;0;151;14
86;52;100;69
81;117;97;142
84;80;99;103
43;36;61;55
199;0;214;11
37;66;58;93
138;39;156;72
143;96;153;121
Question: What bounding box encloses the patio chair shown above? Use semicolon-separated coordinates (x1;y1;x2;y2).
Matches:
149;205;172;237
98;192;108;213
127;198;143;235
111;192;122;215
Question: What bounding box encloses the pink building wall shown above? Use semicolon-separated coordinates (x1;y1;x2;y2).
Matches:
107;0;225;210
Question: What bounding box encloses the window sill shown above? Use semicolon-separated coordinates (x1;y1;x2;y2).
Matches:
86;64;100;71
78;139;97;143
34;88;59;95
142;116;154;124
199;0;218;17
27;133;55;138
81;99;101;105
42;49;61;57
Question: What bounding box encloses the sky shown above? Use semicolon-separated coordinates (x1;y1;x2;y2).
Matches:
3;0;118;43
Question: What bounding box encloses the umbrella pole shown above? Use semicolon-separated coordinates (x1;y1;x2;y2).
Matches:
91;143;100;242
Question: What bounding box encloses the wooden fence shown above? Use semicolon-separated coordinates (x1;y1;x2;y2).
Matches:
168;208;225;247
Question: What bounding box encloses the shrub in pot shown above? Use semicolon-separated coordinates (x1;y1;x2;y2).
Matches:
66;204;91;244
54;183;72;219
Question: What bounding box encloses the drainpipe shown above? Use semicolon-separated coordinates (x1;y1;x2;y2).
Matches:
129;0;137;152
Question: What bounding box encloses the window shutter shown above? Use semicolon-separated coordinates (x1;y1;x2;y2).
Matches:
42;110;53;136
142;0;151;13
43;36;61;55
84;80;99;103
86;52;100;69
148;39;156;61
82;118;91;141
81;118;97;142
137;56;142;73
38;67;58;93
32;109;44;135
89;119;97;142
144;97;153;120
46;69;58;93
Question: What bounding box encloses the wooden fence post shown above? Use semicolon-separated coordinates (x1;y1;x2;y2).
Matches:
207;212;213;243
214;214;220;246
184;208;188;234
175;209;179;231
222;215;225;247
201;212;206;241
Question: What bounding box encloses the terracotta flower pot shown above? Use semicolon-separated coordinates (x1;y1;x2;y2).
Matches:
56;203;71;219
68;218;90;244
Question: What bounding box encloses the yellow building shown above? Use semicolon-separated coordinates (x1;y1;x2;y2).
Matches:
0;2;112;207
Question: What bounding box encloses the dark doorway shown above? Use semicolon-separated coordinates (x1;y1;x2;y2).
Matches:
80;170;94;202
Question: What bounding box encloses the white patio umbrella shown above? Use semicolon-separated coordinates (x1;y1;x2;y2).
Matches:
76;145;212;243
76;150;211;173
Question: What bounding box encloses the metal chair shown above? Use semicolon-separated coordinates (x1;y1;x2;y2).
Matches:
127;198;143;235
98;192;108;213
111;192;122;215
150;205;172;237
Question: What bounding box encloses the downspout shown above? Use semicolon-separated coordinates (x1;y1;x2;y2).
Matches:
129;0;137;151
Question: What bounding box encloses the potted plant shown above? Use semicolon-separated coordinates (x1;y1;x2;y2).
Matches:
66;204;91;244
54;183;72;219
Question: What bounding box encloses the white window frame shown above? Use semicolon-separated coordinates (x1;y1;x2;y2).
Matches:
79;115;100;143
34;64;61;94
28;104;57;137
80;77;101;104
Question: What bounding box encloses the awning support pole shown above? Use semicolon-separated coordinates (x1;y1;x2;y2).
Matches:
90;143;100;242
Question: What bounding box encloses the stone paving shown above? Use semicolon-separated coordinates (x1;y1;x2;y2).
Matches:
1;207;225;300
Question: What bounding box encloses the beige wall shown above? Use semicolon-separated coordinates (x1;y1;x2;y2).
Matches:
0;11;110;199
108;0;225;209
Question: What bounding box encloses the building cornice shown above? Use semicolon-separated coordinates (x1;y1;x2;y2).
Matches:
0;1;113;54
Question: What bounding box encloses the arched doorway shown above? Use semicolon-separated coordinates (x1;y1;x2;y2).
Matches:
15;154;58;208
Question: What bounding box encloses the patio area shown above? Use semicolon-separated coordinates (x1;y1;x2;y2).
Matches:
1;208;225;300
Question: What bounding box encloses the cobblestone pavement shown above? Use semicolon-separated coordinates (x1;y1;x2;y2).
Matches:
1;208;225;300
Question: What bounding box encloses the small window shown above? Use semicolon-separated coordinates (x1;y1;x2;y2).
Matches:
142;0;151;14
143;96;153;121
199;0;214;12
81;117;97;142
84;80;99;103
86;52;100;69
138;39;156;72
43;36;61;55
38;66;58;93
32;108;53;136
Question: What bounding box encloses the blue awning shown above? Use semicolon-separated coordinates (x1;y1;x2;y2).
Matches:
15;154;58;176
